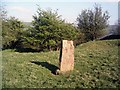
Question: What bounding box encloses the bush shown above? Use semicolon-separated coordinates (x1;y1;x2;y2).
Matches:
21;7;78;51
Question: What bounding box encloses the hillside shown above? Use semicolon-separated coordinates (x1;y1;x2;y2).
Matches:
107;25;117;35
2;39;120;88
23;22;32;27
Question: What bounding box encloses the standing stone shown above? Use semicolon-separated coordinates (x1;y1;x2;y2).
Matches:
59;40;74;72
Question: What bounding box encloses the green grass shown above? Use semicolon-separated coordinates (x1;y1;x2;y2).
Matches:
2;39;120;88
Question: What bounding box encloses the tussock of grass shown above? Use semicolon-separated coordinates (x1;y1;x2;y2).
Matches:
2;39;120;88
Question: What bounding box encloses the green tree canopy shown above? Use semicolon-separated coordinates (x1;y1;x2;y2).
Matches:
77;4;110;41
22;7;78;51
2;17;24;49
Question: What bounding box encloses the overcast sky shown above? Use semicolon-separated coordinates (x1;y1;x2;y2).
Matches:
1;0;119;25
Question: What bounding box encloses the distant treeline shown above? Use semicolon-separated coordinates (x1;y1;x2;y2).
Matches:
2;4;118;52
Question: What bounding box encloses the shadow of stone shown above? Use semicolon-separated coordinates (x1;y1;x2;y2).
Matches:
30;61;59;75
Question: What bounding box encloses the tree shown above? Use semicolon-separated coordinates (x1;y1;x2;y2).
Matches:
77;4;110;41
0;3;7;49
0;4;7;21
22;7;78;51
2;17;24;49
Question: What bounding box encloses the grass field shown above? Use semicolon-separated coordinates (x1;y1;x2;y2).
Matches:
2;39;120;88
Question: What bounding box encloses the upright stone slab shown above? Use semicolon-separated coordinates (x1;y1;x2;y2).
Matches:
59;40;74;72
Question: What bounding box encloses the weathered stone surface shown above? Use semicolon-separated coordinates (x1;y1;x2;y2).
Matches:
59;40;74;72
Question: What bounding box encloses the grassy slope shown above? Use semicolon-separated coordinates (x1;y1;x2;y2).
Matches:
2;39;120;88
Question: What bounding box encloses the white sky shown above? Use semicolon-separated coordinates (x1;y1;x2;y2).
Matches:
2;0;119;25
